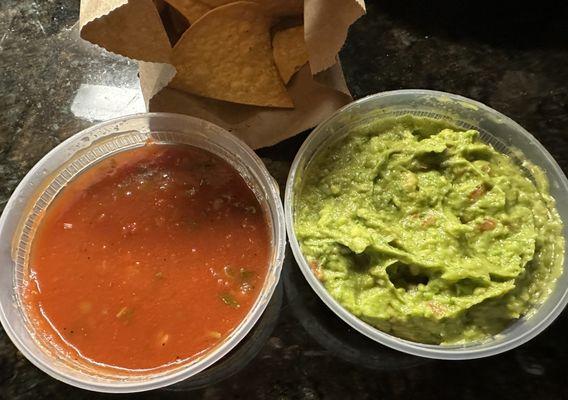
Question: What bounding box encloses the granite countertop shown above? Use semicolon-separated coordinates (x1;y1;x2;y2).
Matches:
2;0;568;398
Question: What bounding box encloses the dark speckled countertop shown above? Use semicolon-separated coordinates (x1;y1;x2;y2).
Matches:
2;0;568;398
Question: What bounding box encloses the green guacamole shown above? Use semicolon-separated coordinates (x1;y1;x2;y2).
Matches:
295;116;564;344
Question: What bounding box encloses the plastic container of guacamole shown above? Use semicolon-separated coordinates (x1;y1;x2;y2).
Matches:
285;89;568;360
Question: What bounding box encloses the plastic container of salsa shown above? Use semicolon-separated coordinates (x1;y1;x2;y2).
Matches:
0;113;286;392
285;89;568;360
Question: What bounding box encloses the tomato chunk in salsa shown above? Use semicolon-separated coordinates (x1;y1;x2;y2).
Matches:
24;144;271;371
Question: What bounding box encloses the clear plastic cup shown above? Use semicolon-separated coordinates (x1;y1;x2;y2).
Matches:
285;89;568;360
0;113;286;392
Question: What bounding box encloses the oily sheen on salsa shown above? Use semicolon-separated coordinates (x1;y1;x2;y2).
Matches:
24;143;270;371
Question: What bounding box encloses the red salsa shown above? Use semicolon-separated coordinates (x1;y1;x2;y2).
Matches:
24;144;271;371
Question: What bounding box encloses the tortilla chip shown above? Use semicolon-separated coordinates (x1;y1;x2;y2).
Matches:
80;0;172;63
199;0;303;17
171;1;293;108
164;0;212;23
148;64;351;149
272;25;309;84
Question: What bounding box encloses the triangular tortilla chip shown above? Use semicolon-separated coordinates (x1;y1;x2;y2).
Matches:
147;64;351;149
199;0;303;16
273;25;309;84
80;0;172;63
171;1;293;108
164;0;212;23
